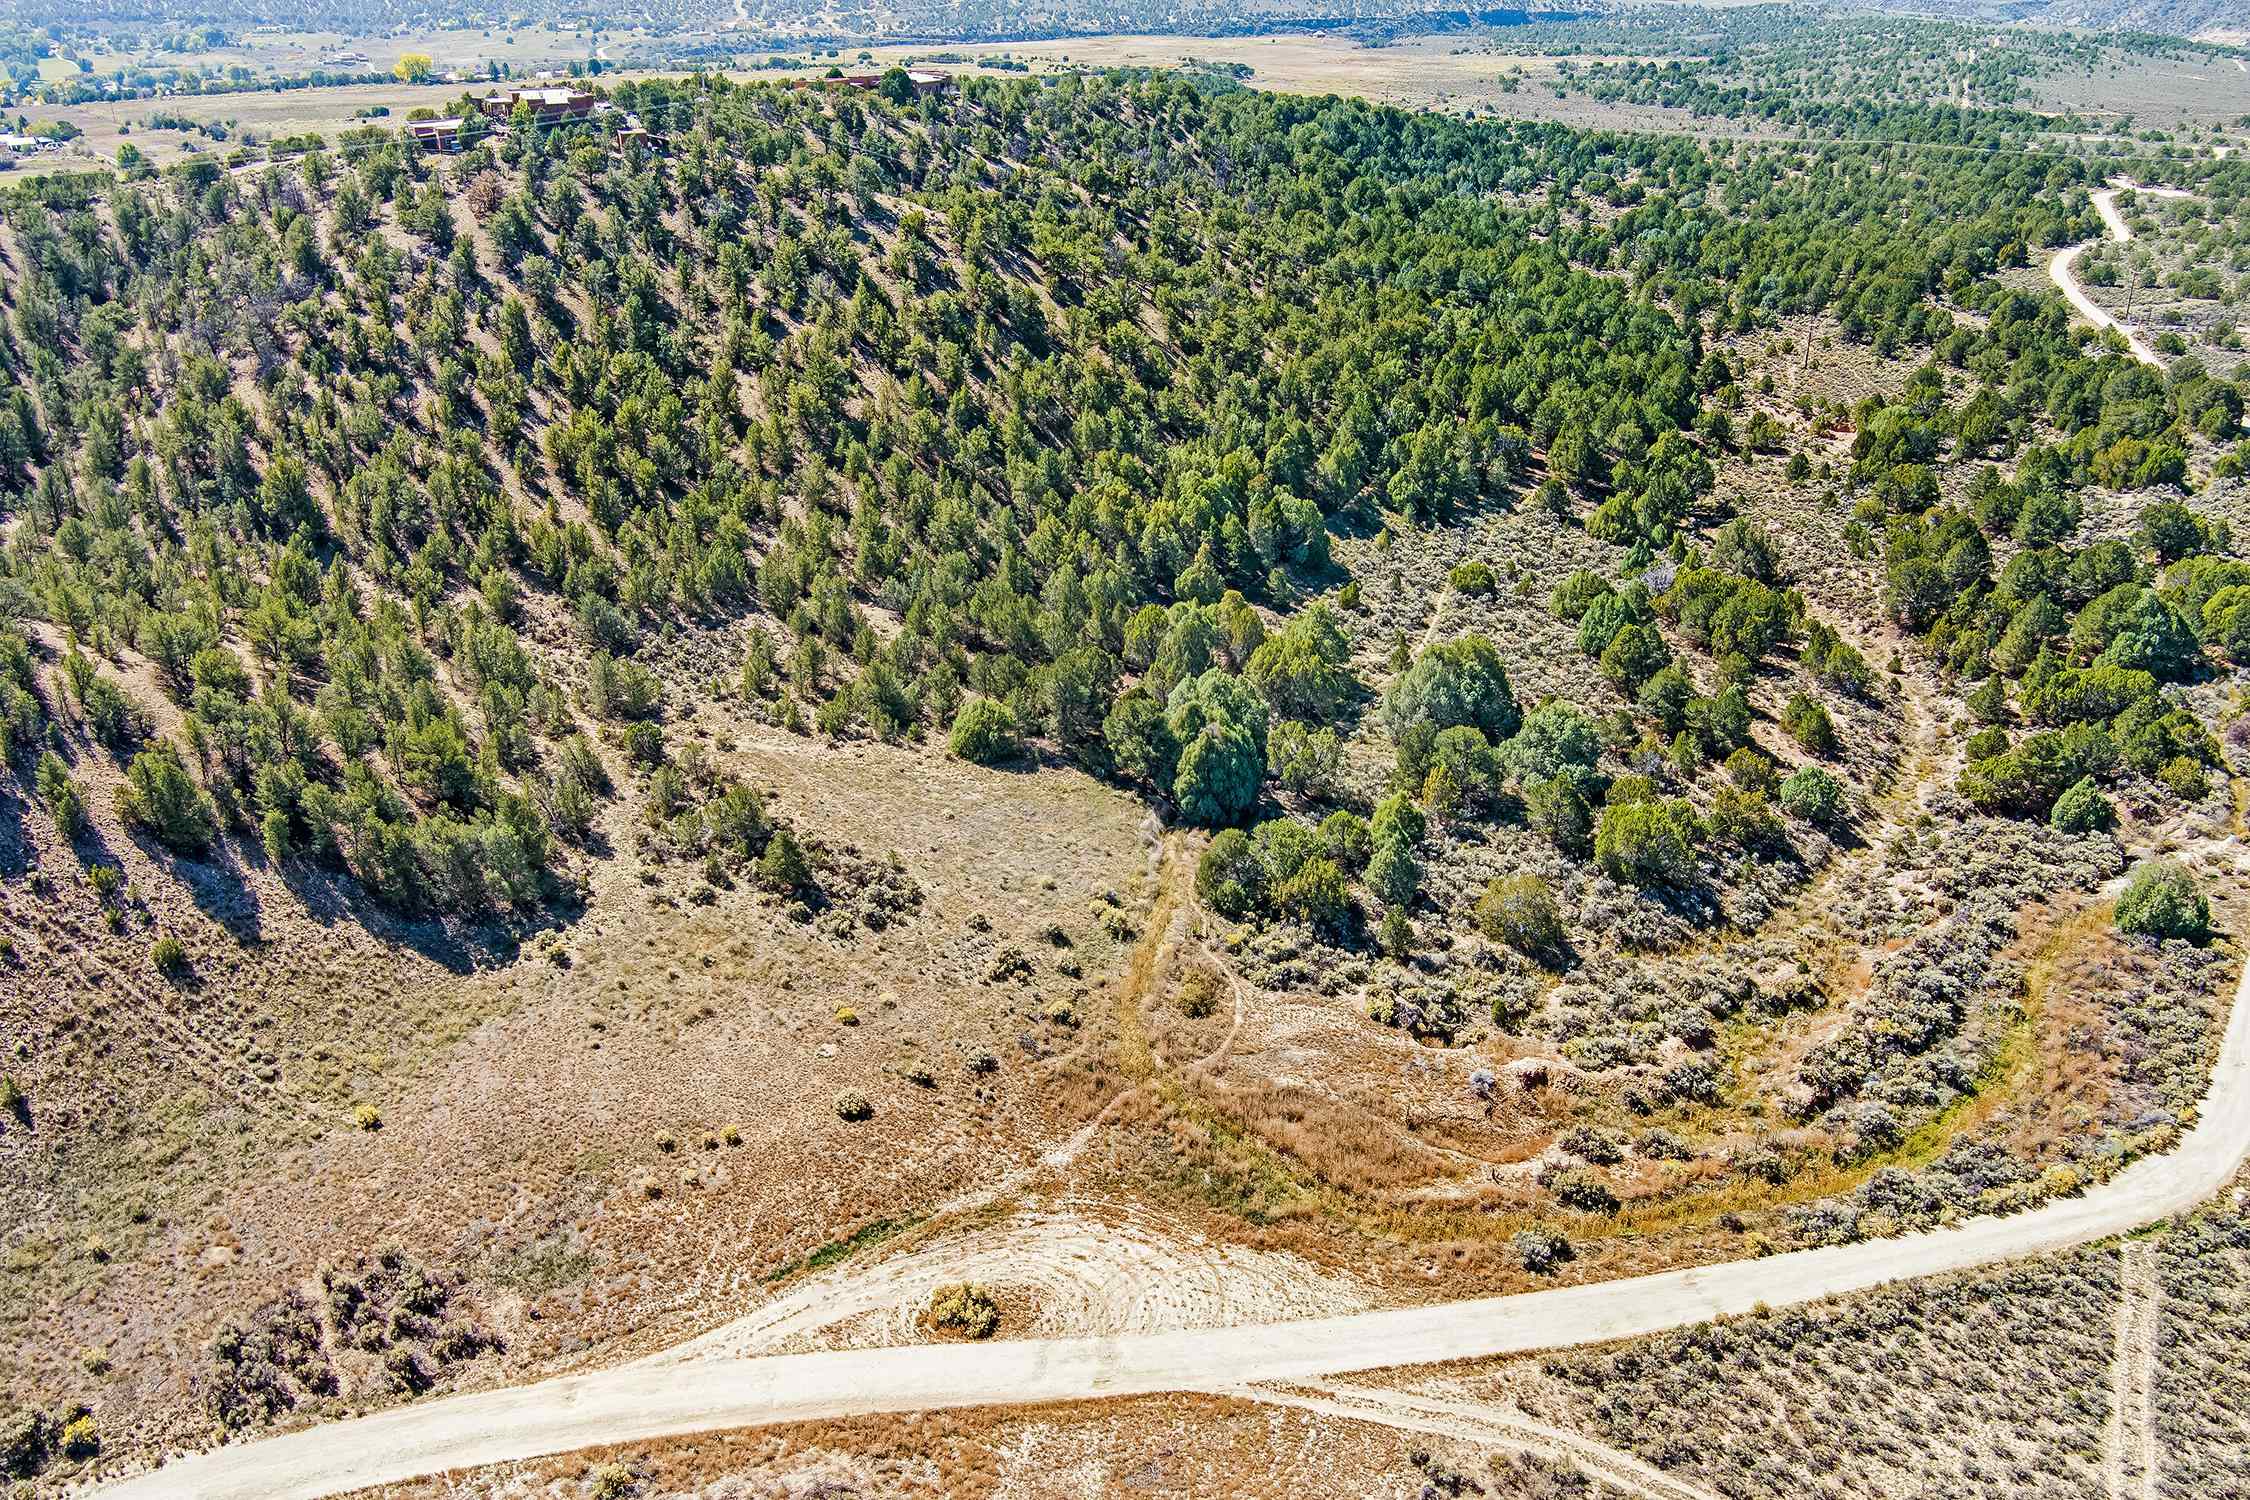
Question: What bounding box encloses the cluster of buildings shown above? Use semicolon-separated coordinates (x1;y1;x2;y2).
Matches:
406;85;652;156
0;133;63;161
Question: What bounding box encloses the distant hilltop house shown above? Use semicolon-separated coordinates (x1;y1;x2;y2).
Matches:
842;68;951;96
0;134;60;155
613;115;656;157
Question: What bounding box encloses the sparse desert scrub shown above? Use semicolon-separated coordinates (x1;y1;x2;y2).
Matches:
1535;1250;2120;1499
2152;1194;2250;1497
1511;1227;1574;1274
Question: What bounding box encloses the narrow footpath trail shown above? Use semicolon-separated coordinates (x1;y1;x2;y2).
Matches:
97;932;2250;1500
2049;179;2196;370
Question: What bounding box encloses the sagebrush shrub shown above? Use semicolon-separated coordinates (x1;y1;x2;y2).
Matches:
927;1281;1001;1338
1512;1227;1573;1273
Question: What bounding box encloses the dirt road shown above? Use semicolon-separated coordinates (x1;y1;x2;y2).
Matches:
2051;180;2197;370
95;922;2250;1500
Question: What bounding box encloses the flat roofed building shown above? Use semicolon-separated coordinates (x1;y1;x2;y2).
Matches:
841;69;951;96
406;117;468;153
478;86;598;126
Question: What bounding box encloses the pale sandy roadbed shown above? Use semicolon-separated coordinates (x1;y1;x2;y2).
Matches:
2052;180;2196;369
96;929;2250;1500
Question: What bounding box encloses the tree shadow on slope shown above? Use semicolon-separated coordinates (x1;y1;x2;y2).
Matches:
0;778;28;882
275;855;585;976
121;820;583;978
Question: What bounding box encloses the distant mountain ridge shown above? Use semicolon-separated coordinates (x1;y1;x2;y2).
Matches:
1857;0;2246;42
2038;0;2246;42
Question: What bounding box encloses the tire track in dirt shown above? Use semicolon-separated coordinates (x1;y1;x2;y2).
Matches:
2104;1239;2161;1500
927;821;1193;1202
1237;1380;1725;1500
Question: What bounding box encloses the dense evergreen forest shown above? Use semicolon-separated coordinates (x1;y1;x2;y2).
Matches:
0;68;2242;940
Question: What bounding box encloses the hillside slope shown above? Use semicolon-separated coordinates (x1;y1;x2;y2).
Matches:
6;66;2250;1489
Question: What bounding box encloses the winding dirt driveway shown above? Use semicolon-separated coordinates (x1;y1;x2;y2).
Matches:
2049;180;2196;370
97;929;2250;1500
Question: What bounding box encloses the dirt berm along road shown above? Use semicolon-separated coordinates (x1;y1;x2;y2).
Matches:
96;935;2250;1500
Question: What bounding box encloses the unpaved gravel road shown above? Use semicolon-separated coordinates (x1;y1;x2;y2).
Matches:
97;931;2250;1500
2050;180;2197;369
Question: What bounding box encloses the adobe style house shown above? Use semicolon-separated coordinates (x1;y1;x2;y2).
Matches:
614;118;657;158
478;86;598;128
411;91;660;156
406;117;468;153
842;69;952;96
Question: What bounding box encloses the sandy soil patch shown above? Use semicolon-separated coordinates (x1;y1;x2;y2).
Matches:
653;1197;1375;1361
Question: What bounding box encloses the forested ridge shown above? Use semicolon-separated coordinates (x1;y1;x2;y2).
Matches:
1528;7;2237;133
10;55;2250;1492
0;67;2240;932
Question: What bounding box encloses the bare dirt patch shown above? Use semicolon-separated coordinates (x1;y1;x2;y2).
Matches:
653;1196;1374;1362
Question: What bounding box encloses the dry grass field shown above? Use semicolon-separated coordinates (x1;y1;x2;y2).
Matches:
2024;48;2250;127
857;34;1711;123
0;700;1161;1469
17;84;465;170
62;22;636;85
